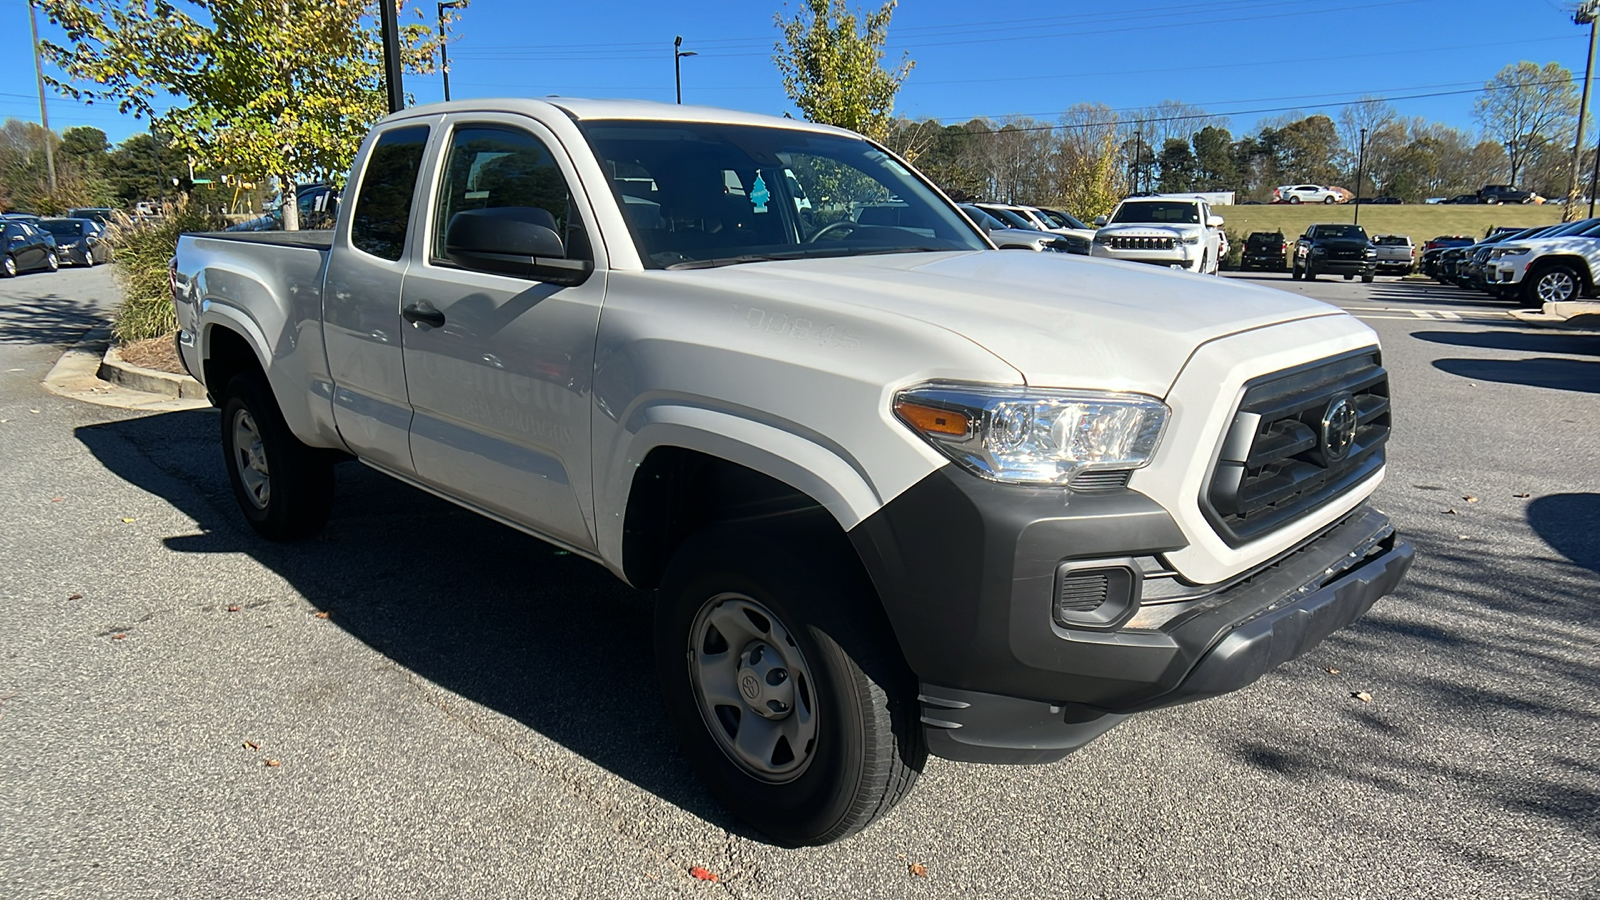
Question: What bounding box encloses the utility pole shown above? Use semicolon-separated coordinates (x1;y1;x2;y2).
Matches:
1353;127;1367;225
1133;131;1143;193
438;1;464;102
27;0;57;196
380;0;404;115
1568;0;1599;221
674;36;697;104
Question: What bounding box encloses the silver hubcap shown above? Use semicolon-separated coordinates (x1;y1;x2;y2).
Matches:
231;408;270;509
1536;271;1576;304
85;250;93;265
48;254;57;270
3;257;14;276
689;594;818;782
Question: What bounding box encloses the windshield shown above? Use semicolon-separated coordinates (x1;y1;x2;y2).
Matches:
1110;201;1200;225
960;206;1005;230
1049;210;1091;231
40;220;85;236
581;121;986;268
1313;225;1369;240
1374;235;1409;246
980;206;1037;230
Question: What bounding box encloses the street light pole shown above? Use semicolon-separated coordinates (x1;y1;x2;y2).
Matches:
438;1;464;102
1567;0;1599;221
1354;127;1366;225
674;36;697;104
380;0;404;114
27;0;56;196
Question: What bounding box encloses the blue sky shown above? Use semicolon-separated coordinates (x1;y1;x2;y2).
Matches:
0;0;1590;147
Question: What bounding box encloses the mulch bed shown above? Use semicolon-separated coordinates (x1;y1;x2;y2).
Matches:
118;333;187;375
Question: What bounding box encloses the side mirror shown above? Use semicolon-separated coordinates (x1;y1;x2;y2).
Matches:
1093;215;1108;227
444;207;593;287
1207;215;1224;227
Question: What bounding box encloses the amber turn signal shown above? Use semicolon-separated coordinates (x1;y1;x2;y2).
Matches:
894;398;970;437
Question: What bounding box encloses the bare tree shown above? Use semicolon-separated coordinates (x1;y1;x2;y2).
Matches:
1473;61;1580;186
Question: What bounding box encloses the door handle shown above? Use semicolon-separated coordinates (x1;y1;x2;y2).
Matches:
402;302;445;328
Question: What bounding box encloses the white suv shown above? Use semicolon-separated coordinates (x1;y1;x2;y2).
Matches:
1487;217;1600;307
1275;184;1342;205
1090;197;1223;273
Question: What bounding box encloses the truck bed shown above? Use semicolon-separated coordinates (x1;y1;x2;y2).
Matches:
190;230;334;251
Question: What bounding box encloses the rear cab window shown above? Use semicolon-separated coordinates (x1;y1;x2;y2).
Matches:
349;125;431;261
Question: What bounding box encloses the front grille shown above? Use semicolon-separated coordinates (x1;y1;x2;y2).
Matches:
1204;350;1390;546
1107;236;1176;251
1329;248;1361;260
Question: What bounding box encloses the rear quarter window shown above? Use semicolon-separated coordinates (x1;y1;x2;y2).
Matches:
349;125;431;261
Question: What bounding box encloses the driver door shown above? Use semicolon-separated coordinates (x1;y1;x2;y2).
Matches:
398;115;606;552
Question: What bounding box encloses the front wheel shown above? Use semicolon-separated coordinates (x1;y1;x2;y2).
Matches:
83;248;95;266
1361;273;1375;283
1291;261;1303;280
1;255;15;278
1306;263;1319;281
1323;196;1336;204
1525;263;1582;308
1288;196;1302;204
220;372;335;540
46;253;59;272
656;524;925;846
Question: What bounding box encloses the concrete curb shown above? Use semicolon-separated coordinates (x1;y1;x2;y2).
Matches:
98;344;207;400
1508;304;1600;331
43;324;210;411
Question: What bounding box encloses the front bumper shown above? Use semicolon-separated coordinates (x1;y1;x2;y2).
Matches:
849;467;1411;764
1309;257;1374;276
1091;245;1200;271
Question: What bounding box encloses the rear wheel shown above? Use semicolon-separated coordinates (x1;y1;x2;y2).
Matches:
1291;261;1303;280
83;248;95;266
656;524;924;846
219;372;335;540
1289;196;1302;205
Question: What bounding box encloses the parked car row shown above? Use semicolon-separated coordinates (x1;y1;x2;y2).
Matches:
1427;218;1600;306
0;211;110;277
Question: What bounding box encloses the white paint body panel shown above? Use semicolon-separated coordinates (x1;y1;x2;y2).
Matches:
176;97;1390;590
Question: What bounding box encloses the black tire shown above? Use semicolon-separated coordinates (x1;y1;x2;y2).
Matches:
1291;261;1302;280
46;252;59;272
1521;262;1582;308
1343;274;1353;281
83;248;95;267
1323;196;1336;204
1306;263;1319;281
1361;273;1375;283
1;255;15;278
656;523;924;846
219;372;335;540
1289;196;1302;204
1484;196;1500;205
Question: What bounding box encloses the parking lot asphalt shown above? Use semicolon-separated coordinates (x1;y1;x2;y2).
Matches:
1;264;1596;898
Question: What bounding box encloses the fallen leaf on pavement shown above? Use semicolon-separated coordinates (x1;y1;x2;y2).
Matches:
263;759;280;768
1351;691;1372;703
120;517;136;523
1458;535;1472;540
909;863;929;878
67;593;82;601
1513;492;1531;499
1462;495;1478;503
226;605;241;613
112;633;126;640
242;740;259;750
1442;508;1458;515
689;867;718;882
1325;667;1340;675
50;497;62;502
29;409;40;414
312;611;331;619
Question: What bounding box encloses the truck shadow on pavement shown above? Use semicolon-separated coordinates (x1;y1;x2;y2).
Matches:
0;291;109;346
74;408;758;841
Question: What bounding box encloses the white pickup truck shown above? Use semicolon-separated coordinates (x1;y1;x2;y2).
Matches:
170;98;1412;846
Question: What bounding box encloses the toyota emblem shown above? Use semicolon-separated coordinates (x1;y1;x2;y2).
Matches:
740;673;761;700
1321;393;1358;463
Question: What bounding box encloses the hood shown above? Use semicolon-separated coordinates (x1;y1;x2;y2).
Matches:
667;251;1345;396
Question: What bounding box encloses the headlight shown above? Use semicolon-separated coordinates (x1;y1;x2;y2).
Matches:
1364;248;1377;257
1312;246;1326;255
893;384;1168;484
1493;245;1529;258
1178;234;1201;244
1092;233;1108;244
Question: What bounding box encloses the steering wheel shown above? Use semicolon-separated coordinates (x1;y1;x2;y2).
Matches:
807;220;860;243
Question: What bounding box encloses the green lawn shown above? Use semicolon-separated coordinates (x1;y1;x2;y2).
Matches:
1214;204;1565;246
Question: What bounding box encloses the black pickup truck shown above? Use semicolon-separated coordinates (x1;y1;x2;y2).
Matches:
1478;184;1536;204
1292;223;1376;282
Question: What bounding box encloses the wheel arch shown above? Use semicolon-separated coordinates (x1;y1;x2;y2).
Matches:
1529;254;1593;291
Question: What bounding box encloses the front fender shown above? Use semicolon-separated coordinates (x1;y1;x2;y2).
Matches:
594;403;935;575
